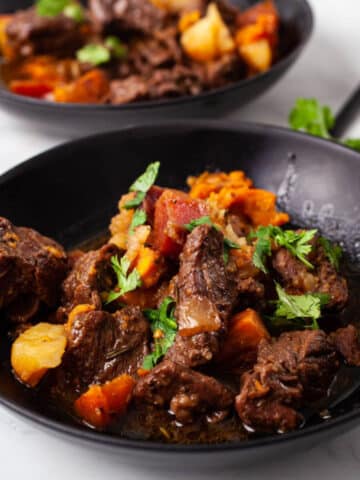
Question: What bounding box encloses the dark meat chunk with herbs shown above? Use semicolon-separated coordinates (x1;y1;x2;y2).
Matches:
5;7;86;59
89;0;166;35
272;238;348;309
59;243;119;317
330;325;360;366
236;330;340;433
134;360;234;424
54;306;149;395
166;225;237;367
0;217;67;323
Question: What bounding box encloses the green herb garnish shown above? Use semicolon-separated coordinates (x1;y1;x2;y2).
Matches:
184;215;240;263
105;36;128;59
318;236;343;271
289;98;360;152
123;162;161;210
129;209;147;234
142;297;177;369
270;283;330;330
76;44;111;66
36;0;84;21
106;255;142;304
250;226;317;273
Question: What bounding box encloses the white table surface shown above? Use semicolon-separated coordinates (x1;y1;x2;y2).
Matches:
1;0;360;478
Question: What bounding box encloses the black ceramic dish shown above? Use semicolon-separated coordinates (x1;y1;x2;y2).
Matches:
0;121;360;468
0;0;313;136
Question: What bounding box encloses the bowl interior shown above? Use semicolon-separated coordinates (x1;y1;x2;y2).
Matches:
0;122;360;452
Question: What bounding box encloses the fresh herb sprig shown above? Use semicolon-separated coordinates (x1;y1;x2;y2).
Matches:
250;226;317;273
142;297;178;370
36;0;84;22
318;236;343;271
184;216;240;263
122;162;161;234
270;283;330;330
77;36;127;66
106;255;142;304
289;98;360;152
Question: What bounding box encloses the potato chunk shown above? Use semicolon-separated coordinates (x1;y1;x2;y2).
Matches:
181;3;235;63
11;323;67;387
239;39;272;73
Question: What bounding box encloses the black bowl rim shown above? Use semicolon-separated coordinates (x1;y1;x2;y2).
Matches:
0;119;360;453
0;0;313;112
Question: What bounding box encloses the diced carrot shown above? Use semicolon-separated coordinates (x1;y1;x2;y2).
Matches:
187;170;253;200
210;188;289;227
10;80;54;98
236;0;279;48
217;309;270;367
153;189;209;257
53;69;110;104
134;246;165;288
0;15;11;54
178;10;201;33
74;374;135;429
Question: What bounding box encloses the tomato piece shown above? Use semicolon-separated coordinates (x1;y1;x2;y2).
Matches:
153;189;209;258
10;81;53;98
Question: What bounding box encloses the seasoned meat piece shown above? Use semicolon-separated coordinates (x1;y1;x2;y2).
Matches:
59;243;119;316
110;75;148;104
202;53;245;88
134;360;234;424
6;7;85;59
0;217;67;323
55;306;149;394
236;330;340;433
330;325;360;366
272;238;348;309
89;0;166;35
166;225;237;367
148;65;203;98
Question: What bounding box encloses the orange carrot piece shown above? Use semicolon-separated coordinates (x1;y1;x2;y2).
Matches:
217;309;270;367
74;374;135;429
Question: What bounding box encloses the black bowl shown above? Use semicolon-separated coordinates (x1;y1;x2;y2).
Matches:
0;121;360;469
0;0;313;136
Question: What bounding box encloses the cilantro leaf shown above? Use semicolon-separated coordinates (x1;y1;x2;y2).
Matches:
105;36;128;59
36;0;70;17
123;192;146;210
289;98;360;153
129;162;160;194
106;255;142;304
343;138;360;152
249;226;280;273
289;98;334;139
184;216;213;231
63;3;84;22
76;44;111;66
250;226;316;273
318;236;343;271
270;283;330;330
274;228;317;269
129;209;147;234
142;297;177;369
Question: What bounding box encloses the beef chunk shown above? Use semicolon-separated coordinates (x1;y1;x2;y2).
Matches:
330;325;360;366
134;360;234;424
166;225;237;367
59;243;119;316
236;330;339;433
6;7;85;59
148;65;203;98
89;0;166;35
272;238;348;309
0;217;67;323
55;306;149;394
110;75;148;104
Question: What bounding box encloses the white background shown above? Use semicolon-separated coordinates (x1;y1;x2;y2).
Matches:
1;0;360;478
